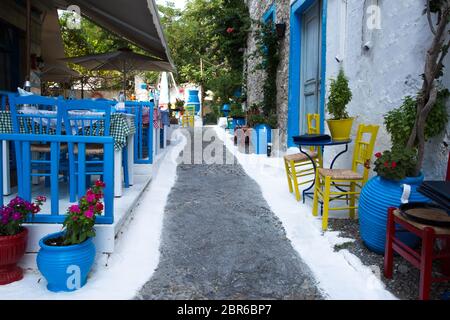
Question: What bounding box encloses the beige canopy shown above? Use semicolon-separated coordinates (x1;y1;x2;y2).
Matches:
51;0;174;68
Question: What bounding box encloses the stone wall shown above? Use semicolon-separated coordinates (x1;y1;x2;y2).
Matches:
245;0;290;150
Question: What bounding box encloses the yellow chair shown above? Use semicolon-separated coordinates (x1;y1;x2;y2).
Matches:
312;124;379;230
284;113;322;201
182;105;195;127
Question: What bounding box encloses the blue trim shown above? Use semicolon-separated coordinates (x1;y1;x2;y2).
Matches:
287;0;327;147
263;3;276;24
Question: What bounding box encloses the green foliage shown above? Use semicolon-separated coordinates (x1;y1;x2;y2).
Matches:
59;13;130;90
384;89;449;147
373;147;418;180
158;0;250;104
247;113;277;129
254;21;280;120
229;103;245;118
63;181;105;245
204;112;218;124
327;68;352;120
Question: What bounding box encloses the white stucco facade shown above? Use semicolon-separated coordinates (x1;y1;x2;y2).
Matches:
323;0;449;180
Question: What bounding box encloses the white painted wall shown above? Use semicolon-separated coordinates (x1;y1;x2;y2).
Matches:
323;0;449;180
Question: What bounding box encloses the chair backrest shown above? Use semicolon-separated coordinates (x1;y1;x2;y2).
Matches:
8;94;63;135
306;113;320;134
185;105;196;117
61;99;112;137
351;124;380;181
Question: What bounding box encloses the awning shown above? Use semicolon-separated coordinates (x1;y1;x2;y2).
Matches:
51;0;174;69
40;8;80;82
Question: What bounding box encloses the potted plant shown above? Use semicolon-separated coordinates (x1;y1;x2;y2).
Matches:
229;104;246;129
0;196;45;285
359;1;450;254
326;68;353;141
37;180;105;292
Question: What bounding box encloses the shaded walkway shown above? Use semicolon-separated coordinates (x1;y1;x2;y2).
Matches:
136;129;323;299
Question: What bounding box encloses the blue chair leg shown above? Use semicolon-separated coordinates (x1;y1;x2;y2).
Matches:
122;146;129;188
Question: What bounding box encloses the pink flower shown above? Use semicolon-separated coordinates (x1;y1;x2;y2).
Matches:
95;192;103;200
31;203;40;214
84;209;94;219
226;27;234;34
375;152;382;158
391;161;397;169
36;196;46;202
86;192;96;203
384;161;390;168
12;212;22;221
72;216;78;221
69;205;80;214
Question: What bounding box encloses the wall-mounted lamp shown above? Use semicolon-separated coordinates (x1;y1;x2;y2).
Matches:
275;23;286;39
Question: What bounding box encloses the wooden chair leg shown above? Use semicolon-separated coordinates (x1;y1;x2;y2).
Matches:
384;207;396;279
290;160;301;201
419;227;435;300
312;173;320;217
349;182;356;219
322;176;331;231
284;159;293;194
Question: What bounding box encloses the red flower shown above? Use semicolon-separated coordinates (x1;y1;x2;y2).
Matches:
226;27;234;34
384;161;390;168
375;152;382;158
391;161;397;169
95;202;104;212
95;180;106;188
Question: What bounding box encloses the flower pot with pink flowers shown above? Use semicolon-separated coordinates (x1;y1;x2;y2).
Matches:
0;196;45;285
37;180;105;292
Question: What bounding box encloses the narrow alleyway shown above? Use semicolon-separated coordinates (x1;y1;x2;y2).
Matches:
136;128;323;299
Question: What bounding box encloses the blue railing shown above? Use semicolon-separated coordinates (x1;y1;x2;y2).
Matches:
0;133;114;224
124;101;154;164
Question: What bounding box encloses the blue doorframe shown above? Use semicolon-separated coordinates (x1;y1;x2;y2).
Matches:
287;0;328;147
263;3;276;24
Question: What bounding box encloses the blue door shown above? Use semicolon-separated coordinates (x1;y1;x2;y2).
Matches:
299;0;322;133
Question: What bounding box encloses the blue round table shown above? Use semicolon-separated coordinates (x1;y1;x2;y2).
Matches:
293;138;352;202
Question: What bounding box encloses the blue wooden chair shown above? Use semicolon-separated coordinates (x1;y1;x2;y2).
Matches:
124;101;154;164
8;94;66;214
61;99;112;202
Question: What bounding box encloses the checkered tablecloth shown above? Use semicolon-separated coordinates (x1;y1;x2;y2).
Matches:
0;111;135;151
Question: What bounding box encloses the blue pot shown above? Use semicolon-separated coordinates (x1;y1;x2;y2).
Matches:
37;232;96;292
232;117;246;128
251;124;272;155
359;174;429;254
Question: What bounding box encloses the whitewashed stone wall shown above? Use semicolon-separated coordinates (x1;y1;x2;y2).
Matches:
245;0;449;178
245;0;290;149
324;0;449;180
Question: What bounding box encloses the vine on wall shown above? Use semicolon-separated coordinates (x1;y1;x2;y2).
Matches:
249;20;280;128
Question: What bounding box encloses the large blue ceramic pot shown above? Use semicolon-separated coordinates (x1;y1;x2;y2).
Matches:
37;232;96;292
359;174;429;254
251;124;272;155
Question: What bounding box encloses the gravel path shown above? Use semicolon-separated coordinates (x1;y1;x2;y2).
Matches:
136;129;323;300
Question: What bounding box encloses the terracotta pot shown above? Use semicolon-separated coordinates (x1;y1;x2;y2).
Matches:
0;228;28;285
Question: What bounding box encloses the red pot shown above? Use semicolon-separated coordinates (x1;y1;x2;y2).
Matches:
0;228;28;285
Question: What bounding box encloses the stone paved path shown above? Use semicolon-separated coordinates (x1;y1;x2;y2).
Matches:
136;129;323;300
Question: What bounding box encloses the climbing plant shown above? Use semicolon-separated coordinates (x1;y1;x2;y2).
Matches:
253;20;280;117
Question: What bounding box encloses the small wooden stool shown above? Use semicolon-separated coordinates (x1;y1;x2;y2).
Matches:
384;207;450;300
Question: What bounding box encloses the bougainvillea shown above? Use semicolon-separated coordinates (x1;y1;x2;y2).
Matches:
0;196;46;236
